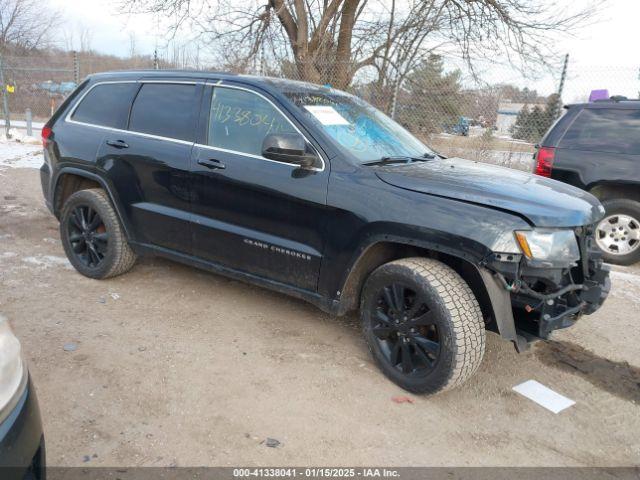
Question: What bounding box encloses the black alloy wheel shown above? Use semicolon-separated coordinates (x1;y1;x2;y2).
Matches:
361;258;485;394
371;283;441;376
67;205;109;268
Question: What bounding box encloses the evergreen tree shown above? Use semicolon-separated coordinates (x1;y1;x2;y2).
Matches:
512;94;563;142
398;54;463;135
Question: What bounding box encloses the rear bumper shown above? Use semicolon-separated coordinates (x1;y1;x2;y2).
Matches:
0;377;45;480
40;162;54;215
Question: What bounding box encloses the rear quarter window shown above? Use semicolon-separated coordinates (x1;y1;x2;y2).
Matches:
129;83;199;142
71;83;139;129
559;108;640;155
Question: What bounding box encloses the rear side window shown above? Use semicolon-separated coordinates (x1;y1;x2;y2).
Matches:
129;83;198;142
71;83;138;129
560;108;640;155
207;87;297;156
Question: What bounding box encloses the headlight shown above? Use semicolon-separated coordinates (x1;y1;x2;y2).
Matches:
514;229;580;263
0;316;26;419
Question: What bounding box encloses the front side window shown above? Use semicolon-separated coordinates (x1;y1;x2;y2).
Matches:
207;87;297;157
129;83;198;142
560;108;640;155
281;87;434;163
71;83;138;129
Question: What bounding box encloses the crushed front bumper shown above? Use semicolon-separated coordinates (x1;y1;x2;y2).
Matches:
511;260;610;338
482;226;611;345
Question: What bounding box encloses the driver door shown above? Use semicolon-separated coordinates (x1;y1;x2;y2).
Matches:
189;84;329;291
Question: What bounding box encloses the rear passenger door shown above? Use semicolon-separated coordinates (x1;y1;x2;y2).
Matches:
63;82;138;182
95;80;203;254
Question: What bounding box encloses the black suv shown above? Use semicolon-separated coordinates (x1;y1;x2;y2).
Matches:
535;98;640;265
40;71;610;394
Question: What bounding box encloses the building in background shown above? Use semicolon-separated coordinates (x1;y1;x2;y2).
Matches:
496;101;545;134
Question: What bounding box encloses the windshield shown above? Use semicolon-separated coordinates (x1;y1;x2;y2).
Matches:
280;87;435;163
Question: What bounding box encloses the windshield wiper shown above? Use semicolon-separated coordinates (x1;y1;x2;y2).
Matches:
363;155;433;166
362;156;412;166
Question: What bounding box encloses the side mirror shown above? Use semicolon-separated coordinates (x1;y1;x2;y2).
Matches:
262;133;317;168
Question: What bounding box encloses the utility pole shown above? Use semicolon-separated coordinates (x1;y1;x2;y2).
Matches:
73;50;80;85
390;76;402;120
555;53;569;119
0;53;11;138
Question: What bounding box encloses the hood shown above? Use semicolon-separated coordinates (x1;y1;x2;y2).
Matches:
375;157;604;227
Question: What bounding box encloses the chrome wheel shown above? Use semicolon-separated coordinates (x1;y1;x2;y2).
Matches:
595;214;640;256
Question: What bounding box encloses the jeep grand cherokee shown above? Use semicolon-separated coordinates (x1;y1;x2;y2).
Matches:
40;71;610;394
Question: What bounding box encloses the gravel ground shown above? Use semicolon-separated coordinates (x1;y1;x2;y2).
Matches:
1;158;639;467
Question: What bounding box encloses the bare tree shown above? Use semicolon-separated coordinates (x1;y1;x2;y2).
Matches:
78;27;93;53
0;0;60;52
124;0;597;90
62;30;75;52
129;31;137;57
0;0;60;136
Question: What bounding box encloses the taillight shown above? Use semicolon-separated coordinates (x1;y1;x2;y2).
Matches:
41;126;52;148
535;146;555;177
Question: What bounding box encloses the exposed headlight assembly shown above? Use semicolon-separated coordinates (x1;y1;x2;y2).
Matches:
0;316;27;421
514;229;580;264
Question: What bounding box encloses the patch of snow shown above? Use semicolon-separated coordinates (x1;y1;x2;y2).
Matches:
0;252;17;259
0;128;41;145
22;255;72;270
0;135;44;170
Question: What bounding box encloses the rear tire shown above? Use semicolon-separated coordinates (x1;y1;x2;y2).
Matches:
360;257;485;395
595;198;640;266
60;188;137;279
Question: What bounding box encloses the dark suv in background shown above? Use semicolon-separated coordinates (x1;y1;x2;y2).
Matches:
40;71;609;394
534;98;640;265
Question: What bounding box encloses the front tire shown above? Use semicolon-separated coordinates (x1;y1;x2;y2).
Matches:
360;257;485;394
60;188;137;279
595;198;640;266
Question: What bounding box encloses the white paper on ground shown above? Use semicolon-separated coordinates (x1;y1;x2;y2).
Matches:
304;105;350;125
512;380;576;413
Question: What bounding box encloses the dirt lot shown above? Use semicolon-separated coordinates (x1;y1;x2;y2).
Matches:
1;160;639;467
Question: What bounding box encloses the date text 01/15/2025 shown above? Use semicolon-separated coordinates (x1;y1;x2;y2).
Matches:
232;467;400;477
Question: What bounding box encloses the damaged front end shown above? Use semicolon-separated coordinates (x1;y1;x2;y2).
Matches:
482;225;610;348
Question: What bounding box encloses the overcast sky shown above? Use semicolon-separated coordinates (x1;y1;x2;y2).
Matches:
51;0;640;99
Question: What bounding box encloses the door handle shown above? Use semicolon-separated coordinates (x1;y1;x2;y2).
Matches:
197;159;226;170
106;139;129;149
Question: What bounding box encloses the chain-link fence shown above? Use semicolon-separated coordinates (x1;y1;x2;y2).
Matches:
1;52;77;122
1;51;638;172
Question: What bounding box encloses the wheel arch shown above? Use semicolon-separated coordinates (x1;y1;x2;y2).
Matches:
52;167;133;239
335;239;495;328
588;182;640;203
